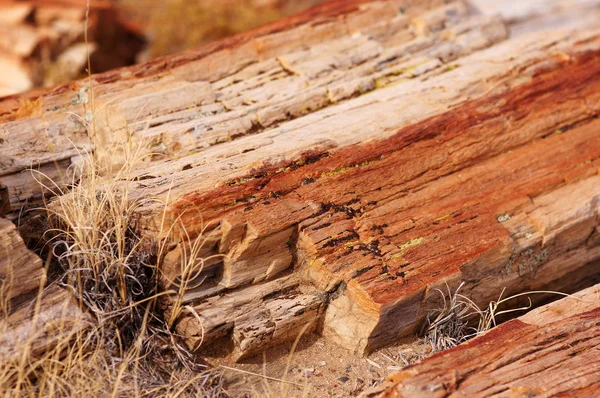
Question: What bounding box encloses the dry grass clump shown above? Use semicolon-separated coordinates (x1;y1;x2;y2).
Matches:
422;283;474;352
422;283;575;353
422;282;530;353
0;136;226;396
45;143;155;344
0;301;224;397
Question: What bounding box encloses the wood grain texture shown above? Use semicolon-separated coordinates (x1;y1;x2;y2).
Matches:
1;0;600;362
0;0;450;214
159;33;600;356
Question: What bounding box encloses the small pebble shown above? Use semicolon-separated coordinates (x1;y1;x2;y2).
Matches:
337;376;350;383
497;213;511;223
317;361;327;367
303;367;315;377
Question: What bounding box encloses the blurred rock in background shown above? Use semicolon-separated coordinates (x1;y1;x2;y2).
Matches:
0;0;323;97
0;0;146;97
116;0;323;60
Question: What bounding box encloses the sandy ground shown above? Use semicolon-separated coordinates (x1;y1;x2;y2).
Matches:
206;333;432;397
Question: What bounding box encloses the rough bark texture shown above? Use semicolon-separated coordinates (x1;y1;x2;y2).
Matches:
2;0;600;364
1;0;447;216
364;283;600;397
166;37;600;357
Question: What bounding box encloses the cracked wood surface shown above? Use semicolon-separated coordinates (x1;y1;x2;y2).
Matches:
1;0;448;215
364;283;600;397
1;0;600;362
4;0;597;214
156;33;600;357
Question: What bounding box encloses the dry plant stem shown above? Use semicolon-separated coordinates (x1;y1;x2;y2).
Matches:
279;323;312;397
165;220;223;330
0;247;14;319
469;290;586;334
21;145;226;394
423;284;588;353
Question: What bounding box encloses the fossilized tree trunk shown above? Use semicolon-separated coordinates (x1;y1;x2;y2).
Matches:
1;0;600;365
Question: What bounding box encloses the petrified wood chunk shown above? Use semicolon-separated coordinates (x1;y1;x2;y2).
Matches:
2;0;600;360
0;219;86;365
364;283;600;397
0;285;88;364
0;217;44;303
176;274;325;361
0;0;145;97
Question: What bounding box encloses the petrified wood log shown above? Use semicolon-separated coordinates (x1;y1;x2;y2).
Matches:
139;27;600;358
165;37;600;358
1;0;596;214
364;283;600;397
2;0;600;361
1;0;449;216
